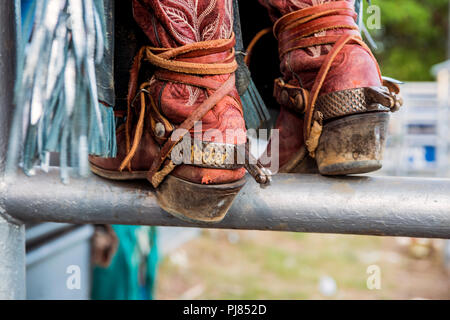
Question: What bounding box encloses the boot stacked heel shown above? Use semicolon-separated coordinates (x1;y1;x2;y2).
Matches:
156;175;246;223
315;112;389;175
313;87;393;175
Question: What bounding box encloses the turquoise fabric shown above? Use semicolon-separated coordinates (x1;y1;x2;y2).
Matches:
91;225;159;300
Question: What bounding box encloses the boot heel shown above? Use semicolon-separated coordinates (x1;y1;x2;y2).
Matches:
156;175;246;223
315;112;390;175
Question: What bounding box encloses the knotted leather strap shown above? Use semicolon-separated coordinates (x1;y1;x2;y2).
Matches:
147;74;237;187
121;34;245;187
144;37;238;75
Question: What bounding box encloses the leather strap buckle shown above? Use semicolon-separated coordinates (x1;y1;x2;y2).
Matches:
273;78;309;115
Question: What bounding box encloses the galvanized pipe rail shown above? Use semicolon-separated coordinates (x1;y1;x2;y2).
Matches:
0;0;26;300
2;170;450;239
1;0;450;300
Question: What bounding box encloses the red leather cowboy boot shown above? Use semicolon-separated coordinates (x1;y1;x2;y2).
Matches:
258;0;402;175
90;0;269;223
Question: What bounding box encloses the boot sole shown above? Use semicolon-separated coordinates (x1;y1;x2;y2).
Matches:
90;163;147;180
90;163;246;223
315;112;390;175
156;175;246;223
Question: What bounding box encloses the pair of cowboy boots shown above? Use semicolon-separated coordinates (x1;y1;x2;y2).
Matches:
90;0;402;223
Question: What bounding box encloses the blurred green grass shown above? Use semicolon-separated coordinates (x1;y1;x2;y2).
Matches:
368;0;449;81
156;230;449;300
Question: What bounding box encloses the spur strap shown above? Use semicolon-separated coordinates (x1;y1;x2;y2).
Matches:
147;75;236;187
122;33;271;188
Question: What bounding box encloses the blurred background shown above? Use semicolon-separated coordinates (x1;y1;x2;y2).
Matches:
23;0;450;300
156;0;450;300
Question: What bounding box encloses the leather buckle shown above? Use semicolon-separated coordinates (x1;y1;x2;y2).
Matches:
273;78;309;114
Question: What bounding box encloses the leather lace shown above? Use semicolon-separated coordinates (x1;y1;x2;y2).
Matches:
120;34;241;187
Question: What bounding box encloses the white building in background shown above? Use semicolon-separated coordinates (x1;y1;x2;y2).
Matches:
381;61;450;178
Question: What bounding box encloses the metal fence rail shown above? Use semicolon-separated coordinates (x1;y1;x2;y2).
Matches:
1;1;450;300
0;0;26;301
2;170;450;239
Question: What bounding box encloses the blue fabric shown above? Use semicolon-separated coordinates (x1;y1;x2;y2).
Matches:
91;225;159;300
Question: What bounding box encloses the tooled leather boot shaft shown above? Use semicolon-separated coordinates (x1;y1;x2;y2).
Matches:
258;0;381;94
131;0;247;184
133;0;245;140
